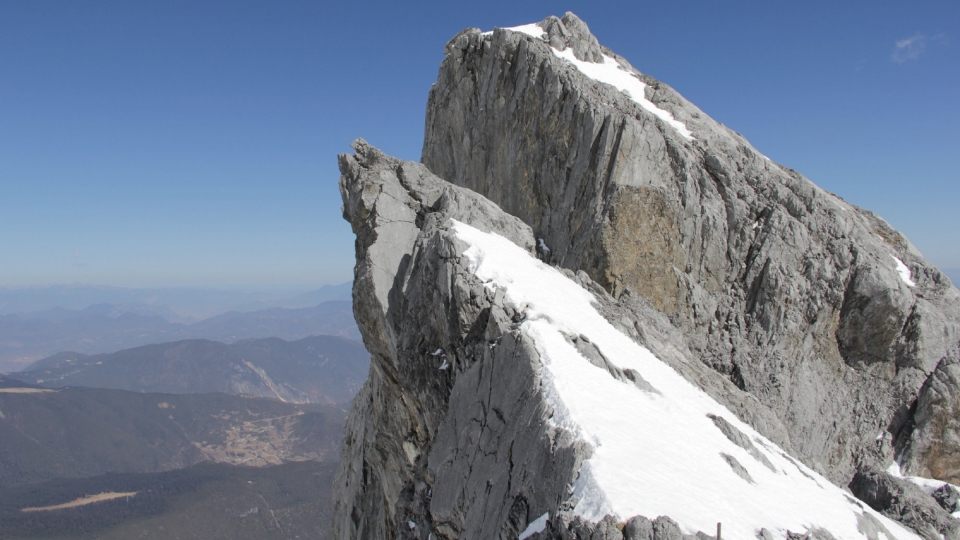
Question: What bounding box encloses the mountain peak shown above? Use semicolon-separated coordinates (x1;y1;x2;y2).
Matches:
538;12;604;63
335;14;960;540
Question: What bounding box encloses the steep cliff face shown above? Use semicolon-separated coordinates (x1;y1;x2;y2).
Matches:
333;140;590;539
421;13;960;487
337;138;957;540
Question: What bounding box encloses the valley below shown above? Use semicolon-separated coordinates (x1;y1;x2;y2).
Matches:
0;295;367;538
0;460;339;539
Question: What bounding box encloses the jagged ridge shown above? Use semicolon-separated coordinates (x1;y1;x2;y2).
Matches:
333;12;960;540
422;11;960;492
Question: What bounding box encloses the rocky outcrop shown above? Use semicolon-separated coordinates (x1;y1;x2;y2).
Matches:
331;12;960;540
333;141;928;540
333;140;590;538
528;513;719;540
849;467;960;540
332;139;745;539
421;12;960;487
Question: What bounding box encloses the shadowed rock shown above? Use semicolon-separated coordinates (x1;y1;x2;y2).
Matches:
849;466;960;540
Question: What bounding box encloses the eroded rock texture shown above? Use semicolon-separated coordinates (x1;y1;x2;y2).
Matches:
849;467;960;540
332;140;591;539
333;141;802;539
421;12;960;486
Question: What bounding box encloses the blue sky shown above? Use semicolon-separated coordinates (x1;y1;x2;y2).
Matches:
1;1;957;287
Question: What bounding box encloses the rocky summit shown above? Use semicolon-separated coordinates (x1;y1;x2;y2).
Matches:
333;13;960;540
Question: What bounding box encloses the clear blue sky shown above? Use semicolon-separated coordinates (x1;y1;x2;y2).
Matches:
1;1;957;287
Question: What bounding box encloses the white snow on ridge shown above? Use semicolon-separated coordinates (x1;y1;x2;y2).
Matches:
481;23;544;39
549;48;694;141
504;23;546;40
452;220;918;540
891;255;916;287
485;24;694;141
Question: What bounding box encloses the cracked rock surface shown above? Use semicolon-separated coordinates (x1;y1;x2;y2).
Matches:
849;467;960;540
333;11;960;540
333;140;591;539
333;141;806;539
421;12;960;488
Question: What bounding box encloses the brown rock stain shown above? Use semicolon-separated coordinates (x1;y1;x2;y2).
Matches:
602;186;683;314
918;395;960;484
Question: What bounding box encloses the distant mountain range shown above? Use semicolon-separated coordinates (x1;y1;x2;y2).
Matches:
0;282;353;320
0;376;346;488
0;300;359;372
10;335;369;404
0;287;361;537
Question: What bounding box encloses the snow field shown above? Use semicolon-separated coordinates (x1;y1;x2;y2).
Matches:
452;220;919;540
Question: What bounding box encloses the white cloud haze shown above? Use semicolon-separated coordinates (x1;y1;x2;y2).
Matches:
892;34;927;63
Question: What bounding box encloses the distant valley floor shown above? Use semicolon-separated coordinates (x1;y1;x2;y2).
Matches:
0;461;337;539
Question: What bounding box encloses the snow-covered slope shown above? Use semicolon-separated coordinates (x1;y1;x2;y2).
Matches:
453;220;917;540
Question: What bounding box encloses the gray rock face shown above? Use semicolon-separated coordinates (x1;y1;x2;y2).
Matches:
334;12;960;539
849;467;960;540
901;358;960;484
530;512;720;540
333;140;591;539
335;140;913;540
333;141;833;539
933;483;960;513
421;11;960;486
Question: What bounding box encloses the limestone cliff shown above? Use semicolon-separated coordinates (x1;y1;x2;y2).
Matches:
332;12;960;540
421;13;960;488
334;140;956;540
333;140;588;538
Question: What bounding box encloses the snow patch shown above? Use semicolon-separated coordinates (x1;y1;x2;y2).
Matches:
452;220;919;540
485;23;694;141
549;47;694;141
482;23;545;39
537;238;551;254
519;512;549;539
891;256;916;287
505;23;546;40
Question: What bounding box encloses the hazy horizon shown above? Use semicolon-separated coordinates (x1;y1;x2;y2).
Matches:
0;281;353;319
0;282;347;292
